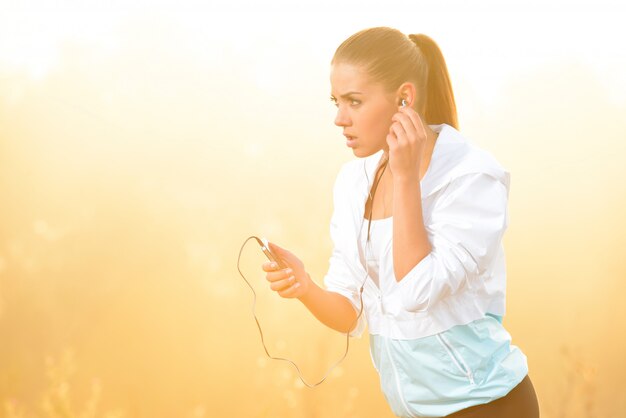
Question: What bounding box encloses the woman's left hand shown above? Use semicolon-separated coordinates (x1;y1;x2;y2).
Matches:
386;106;428;181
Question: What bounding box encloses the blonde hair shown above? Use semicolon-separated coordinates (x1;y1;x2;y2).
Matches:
331;26;459;130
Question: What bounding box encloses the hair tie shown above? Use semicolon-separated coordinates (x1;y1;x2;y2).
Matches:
408;34;421;46
408;34;427;60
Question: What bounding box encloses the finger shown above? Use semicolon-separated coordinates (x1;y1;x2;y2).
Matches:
261;261;279;272
386;130;398;151
265;267;294;282
390;121;408;146
262;260;286;272
391;113;413;143
392;111;411;128
399;107;426;139
268;242;290;269
278;281;301;298
387;121;399;143
271;275;297;292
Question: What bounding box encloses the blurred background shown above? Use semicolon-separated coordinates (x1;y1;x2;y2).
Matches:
1;1;625;417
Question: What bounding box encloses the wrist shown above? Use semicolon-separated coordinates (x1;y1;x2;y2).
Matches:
297;272;317;302
393;171;421;186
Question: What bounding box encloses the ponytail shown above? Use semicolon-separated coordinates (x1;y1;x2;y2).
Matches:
408;34;459;130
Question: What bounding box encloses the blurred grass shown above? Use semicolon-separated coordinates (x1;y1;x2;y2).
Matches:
3;349;126;418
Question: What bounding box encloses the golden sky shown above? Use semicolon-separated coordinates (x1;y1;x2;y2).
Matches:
1;1;625;417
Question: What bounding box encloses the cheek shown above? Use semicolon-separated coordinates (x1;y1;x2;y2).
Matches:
362;108;392;138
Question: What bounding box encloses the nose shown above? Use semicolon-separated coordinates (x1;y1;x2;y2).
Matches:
334;106;351;128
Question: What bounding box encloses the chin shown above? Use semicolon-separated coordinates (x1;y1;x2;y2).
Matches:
353;148;378;159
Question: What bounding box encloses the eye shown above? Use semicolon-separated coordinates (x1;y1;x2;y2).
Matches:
329;96;361;107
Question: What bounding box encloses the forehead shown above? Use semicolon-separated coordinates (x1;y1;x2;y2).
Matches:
330;62;379;94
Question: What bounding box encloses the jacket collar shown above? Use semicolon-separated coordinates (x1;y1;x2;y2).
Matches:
342;123;509;248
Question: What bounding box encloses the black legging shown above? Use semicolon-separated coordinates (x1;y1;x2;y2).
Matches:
444;375;540;418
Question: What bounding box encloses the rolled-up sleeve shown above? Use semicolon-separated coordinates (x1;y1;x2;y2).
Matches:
398;172;509;313
322;165;367;338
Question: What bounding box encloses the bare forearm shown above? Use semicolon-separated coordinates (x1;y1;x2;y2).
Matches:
393;177;432;282
297;274;359;334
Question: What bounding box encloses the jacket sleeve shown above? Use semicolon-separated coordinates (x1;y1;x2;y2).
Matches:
322;164;367;338
397;171;510;313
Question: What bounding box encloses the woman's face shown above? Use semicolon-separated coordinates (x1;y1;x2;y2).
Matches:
330;62;399;158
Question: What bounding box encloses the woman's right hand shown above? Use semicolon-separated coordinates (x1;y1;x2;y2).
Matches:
261;241;312;299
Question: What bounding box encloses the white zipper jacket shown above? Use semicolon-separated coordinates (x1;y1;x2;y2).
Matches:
323;123;511;340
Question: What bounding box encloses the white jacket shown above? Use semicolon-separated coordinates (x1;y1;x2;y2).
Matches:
323;123;511;340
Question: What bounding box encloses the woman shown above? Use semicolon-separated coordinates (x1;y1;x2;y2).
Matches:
260;27;540;417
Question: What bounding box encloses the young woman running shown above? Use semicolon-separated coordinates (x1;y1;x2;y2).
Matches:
261;26;540;417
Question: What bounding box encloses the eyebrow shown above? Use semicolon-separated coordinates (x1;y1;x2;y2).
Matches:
330;91;363;99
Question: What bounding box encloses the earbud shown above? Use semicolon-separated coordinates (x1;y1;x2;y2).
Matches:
401;99;407;107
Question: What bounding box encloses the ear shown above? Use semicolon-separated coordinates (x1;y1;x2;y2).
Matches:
395;81;416;108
